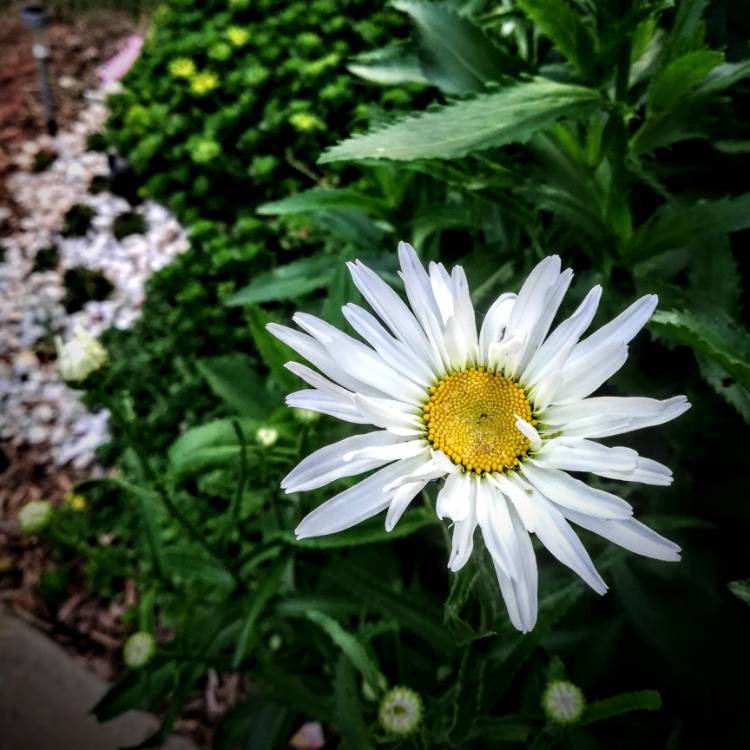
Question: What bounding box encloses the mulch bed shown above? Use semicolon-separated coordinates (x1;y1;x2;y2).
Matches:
0;10;136;231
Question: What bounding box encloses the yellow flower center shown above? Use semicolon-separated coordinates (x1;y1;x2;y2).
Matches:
422;368;535;474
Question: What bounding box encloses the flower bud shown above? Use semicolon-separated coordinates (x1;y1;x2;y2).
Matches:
123;632;156;668
378;685;423;736
293;408;319;424
256;426;279;447
55;325;107;386
18;500;53;535
541;679;585;725
63;491;87;511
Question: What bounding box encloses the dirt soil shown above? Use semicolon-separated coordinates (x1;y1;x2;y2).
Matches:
0;10;136;230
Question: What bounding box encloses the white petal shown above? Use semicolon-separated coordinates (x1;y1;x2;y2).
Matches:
515;415;542;449
268;323;378;396
476;480;520;580
566;294;657;371
450;265;479;359
447;478;478;572
543;395;691;438
294;456;426;539
385;480;429;532
492;505;538;632
286;390;368;424
354;394;424;436
479;292;516;361
347;259;437;367
285;361;354;397
283;431;405;493
524;286;602;408
521;462;632;519
397;242;451;369
342;304;436;385
535;437;638;474
343;439;428;463
294;312;426;404
553;342;629;403
428;261;454;324
528;495;608;594
436;471;471;522
383;449;456;491
489;472;539;533
594;456;673;486
563;508;681;562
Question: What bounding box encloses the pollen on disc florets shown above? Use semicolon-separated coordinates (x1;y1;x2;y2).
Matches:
422;367;536;474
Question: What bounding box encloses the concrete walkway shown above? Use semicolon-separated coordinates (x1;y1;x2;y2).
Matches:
0;608;196;750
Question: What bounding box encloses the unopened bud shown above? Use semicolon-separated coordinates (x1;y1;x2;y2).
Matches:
123;632;156;668
18;500;53;535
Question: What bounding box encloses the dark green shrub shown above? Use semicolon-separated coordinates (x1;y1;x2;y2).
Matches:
112;210;147;239
63;267;114;312
61;204;95;237
32;244;60;273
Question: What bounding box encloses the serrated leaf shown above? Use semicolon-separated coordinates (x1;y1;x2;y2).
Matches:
688;239;741;316
697;355;750;424
581;689;662;724
650;309;750;390
197;354;274;418
334;656;374;750
348;42;429;85
648;49;723;113
394;0;521;94
516;0;595;78
168;418;259;478
226;255;333;306
728;579;750;605
627;194;750;261
320;78;601;163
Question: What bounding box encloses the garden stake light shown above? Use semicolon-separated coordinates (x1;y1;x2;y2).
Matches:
20;5;58;136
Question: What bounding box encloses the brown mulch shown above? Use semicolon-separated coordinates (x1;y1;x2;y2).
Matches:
0;9;137;230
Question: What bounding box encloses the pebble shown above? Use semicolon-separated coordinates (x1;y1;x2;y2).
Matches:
0;86;189;470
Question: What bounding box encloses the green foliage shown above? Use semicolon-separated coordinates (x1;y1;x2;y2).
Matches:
321;79;602;162
61;1;750;748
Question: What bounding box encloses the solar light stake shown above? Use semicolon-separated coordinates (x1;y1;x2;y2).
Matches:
20;5;58;136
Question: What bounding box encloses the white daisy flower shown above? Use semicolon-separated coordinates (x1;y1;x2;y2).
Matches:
268;243;690;632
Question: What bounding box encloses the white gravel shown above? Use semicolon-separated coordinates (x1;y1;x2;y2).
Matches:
1;88;189;470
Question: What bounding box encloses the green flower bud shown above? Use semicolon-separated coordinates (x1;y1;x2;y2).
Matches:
541;679;585;725
123;632;156;669
256;426;279;447
18;500;53;535
378;686;423;736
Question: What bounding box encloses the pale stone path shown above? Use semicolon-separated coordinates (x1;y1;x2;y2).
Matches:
0;608;196;750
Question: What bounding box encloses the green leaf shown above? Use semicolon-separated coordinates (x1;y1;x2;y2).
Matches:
581;690;662;725
168;418;259;479
256;664;335;722
470;716;533;742
304;610;383;692
257;187;388;218
516;0;595;78
394;0;521;94
688;239;741;317
650;309;750;391
214;698;294;750
232;556;290;669
647;49;723;114
160;550;236;589
320;78;601;163
197;354;275;418
226;255;333;306
665;0;707;59
450;639;489;743
728;580;750;605
627;194;750;261
244;306;300;393
321;258;358;328
274;507;436;549
632;60;750;153
697;355;750;424
333;656;374;750
93;664;175;721
326;563;456;654
348;42;429;85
